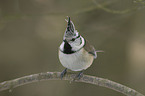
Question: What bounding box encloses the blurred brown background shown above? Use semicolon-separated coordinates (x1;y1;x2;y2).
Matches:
0;0;145;96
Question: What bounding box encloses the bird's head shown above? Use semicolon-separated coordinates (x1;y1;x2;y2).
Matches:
64;17;79;41
63;17;85;51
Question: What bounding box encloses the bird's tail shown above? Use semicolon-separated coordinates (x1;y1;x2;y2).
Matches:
95;50;104;53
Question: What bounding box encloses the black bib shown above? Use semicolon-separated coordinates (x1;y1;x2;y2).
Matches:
63;40;75;54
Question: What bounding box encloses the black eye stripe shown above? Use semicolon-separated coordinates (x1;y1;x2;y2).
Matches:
76;35;80;38
71;38;75;41
71;35;80;41
63;35;80;42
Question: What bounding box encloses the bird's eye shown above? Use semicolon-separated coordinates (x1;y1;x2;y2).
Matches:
71;38;75;41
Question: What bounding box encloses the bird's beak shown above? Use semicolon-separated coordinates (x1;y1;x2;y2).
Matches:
64;17;76;39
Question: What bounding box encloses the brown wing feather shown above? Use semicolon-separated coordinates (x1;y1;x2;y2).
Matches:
84;39;97;58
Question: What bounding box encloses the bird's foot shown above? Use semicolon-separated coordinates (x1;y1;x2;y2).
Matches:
60;68;67;79
73;71;83;81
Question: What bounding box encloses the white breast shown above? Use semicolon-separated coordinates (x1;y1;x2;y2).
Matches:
59;48;94;71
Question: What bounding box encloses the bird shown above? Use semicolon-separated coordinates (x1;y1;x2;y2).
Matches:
58;17;102;80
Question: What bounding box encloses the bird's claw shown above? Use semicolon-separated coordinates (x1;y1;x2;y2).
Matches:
73;71;83;81
60;68;67;79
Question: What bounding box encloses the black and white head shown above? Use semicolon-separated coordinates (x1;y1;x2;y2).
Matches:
60;17;85;54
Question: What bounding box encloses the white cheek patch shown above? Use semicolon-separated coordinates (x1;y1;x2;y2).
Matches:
59;42;65;51
71;36;85;51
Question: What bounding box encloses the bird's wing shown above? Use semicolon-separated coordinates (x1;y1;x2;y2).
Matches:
84;39;97;58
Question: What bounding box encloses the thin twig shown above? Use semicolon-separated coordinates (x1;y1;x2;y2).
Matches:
92;0;138;14
0;72;144;96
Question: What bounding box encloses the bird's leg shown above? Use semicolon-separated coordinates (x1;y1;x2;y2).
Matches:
73;71;83;81
60;68;67;79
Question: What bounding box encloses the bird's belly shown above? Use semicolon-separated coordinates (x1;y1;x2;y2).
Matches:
59;48;94;71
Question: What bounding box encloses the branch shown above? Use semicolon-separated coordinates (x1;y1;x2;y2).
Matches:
0;72;144;96
92;0;138;14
